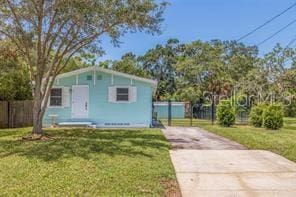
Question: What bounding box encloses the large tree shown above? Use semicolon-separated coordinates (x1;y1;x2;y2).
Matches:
234;44;296;108
139;38;180;100
0;40;32;100
175;40;258;103
112;52;150;78
176;40;232;101
0;0;167;134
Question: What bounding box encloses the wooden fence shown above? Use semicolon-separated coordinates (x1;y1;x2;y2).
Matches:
0;100;33;128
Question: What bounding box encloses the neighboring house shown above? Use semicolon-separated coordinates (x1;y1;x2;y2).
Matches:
43;66;157;128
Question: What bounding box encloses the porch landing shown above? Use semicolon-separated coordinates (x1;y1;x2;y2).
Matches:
58;122;96;128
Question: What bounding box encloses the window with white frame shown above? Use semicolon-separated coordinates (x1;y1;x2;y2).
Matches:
116;87;129;101
50;88;62;106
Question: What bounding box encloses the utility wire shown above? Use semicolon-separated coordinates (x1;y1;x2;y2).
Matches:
280;36;296;65
237;2;296;41
257;18;296;46
285;35;296;48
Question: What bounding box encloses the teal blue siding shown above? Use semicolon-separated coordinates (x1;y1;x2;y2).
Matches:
43;71;153;127
154;103;185;119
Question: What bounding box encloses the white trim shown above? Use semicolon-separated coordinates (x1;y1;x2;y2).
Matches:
93;69;96;86
55;66;157;87
153;102;185;106
48;86;64;108
76;74;78;85
99;67;157;86
71;85;89;119
48;106;64;108
72;85;89;87
111;74;114;85
58;122;93;126
130;79;133;85
96;123;150;128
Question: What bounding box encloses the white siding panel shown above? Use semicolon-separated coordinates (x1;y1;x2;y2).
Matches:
108;86;116;103
129;86;137;103
62;87;70;107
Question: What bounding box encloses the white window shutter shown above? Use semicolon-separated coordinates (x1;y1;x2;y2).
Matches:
47;89;52;107
108;87;116;103
62;87;70;107
129;86;137;103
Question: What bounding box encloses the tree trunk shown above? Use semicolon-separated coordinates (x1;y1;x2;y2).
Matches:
32;112;43;135
32;81;44;135
32;98;43;134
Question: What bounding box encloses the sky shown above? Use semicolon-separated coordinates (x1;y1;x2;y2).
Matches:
98;0;296;61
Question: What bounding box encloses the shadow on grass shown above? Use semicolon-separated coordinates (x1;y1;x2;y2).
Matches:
0;128;170;162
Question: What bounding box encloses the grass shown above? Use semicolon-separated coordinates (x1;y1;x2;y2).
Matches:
161;117;296;162
0;127;178;196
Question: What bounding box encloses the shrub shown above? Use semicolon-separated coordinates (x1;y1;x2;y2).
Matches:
216;100;236;127
249;103;267;127
284;97;296;117
263;103;284;130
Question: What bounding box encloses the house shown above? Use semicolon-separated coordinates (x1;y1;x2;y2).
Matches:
43;66;157;128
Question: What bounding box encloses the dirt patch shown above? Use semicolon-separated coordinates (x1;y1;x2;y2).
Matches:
22;134;53;141
161;178;182;197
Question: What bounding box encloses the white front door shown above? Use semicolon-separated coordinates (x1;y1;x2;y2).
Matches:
72;85;89;118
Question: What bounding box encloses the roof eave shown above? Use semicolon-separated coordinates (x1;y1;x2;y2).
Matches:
55;66;157;86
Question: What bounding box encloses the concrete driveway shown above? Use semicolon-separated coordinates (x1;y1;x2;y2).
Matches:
162;127;246;150
162;127;296;197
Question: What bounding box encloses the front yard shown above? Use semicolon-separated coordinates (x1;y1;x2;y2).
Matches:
0;128;179;196
161;118;296;162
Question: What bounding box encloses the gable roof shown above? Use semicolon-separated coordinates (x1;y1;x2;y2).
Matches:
56;66;157;87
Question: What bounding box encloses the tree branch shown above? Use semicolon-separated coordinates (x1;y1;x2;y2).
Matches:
41;23;81;100
5;0;35;80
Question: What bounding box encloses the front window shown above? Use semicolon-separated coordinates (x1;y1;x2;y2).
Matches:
50;88;62;106
116;88;129;101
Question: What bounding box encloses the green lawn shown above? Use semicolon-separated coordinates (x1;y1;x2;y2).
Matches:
161;118;296;162
0;128;179;196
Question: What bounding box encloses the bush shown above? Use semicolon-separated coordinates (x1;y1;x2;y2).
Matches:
263;103;284;130
284;97;296;117
216;100;236;127
249;103;267;127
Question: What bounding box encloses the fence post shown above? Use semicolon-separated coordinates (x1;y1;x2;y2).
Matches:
168;99;172;126
211;93;215;125
6;101;9;128
190;102;193;127
8;101;11;128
